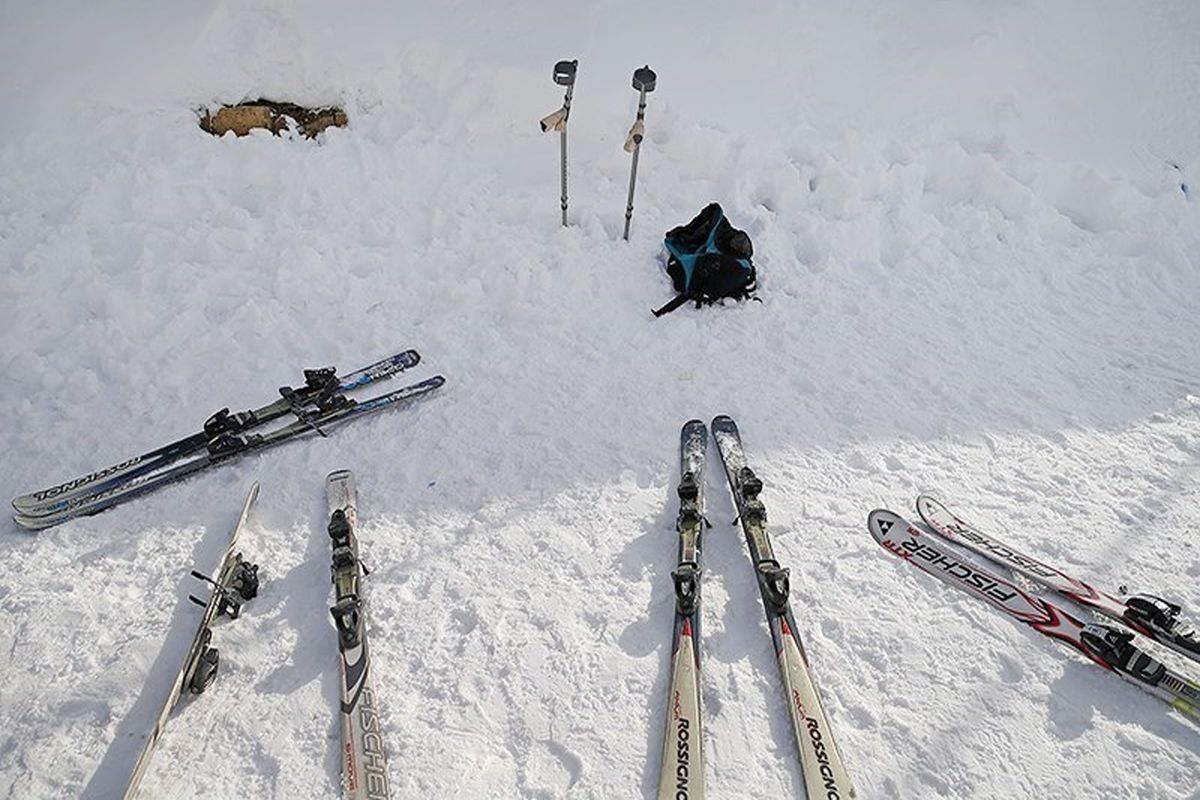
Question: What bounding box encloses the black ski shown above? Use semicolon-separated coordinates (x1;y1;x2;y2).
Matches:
13;349;421;518
14;374;444;530
711;416;854;799
657;419;707;800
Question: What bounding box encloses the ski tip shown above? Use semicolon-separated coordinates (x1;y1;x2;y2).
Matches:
710;414;735;429
326;470;357;510
867;508;907;542
238;481;261;521
12;514;41;532
914;494;944;518
13;510;60;531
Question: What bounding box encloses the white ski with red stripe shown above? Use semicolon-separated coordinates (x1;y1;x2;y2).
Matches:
916;495;1200;666
869;508;1200;720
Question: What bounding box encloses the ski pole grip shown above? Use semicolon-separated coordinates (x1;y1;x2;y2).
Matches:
554;59;577;86
632;65;656;92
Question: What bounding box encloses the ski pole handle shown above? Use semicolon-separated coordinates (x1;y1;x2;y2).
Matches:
632;65;656;93
554;59;577;87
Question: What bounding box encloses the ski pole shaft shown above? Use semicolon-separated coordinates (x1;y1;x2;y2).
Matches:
623;66;656;241
559;83;573;226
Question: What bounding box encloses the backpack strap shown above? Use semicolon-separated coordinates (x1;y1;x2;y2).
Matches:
651;292;693;318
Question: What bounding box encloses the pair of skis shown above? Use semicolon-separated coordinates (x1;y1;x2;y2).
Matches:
122;483;262;799
12;349;444;530
123;476;394;799
868;497;1199;720
657;417;854;800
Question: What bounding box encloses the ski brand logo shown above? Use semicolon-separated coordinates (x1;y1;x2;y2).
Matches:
31;457;143;500
938;520;1062;581
361;362;398;380
671;713;693;799
356;684;391;799
890;531;1019;604
799;702;844;800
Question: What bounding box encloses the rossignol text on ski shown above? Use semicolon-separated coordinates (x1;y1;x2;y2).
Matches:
711;416;855;799
122;483;262;799
868;509;1199;720
657;419;708;800
13;349;443;529
326;470;393;800
916;495;1200;666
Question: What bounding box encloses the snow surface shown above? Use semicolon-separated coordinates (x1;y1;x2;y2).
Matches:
2;2;1199;798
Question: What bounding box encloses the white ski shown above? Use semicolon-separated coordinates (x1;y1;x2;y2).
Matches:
657;420;707;800
121;482;260;799
326;470;393;800
711;416;855;799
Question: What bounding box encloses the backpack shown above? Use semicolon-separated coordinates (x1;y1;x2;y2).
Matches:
652;203;756;317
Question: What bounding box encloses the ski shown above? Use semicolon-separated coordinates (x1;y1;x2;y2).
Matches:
122;483;261;799
916;495;1200;666
326;470;392;800
868;509;1200;720
13;349;420;517
657;419;708;800
14;375;444;530
711;416;855;800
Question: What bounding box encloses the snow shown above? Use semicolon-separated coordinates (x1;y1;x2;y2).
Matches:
1;1;1199;798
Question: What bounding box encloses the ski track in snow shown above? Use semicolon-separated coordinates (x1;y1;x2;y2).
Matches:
1;2;1199;798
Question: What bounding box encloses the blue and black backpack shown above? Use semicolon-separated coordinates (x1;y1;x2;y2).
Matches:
653;203;756;317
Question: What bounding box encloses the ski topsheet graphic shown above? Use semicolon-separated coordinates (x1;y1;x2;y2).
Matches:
122;483;261;800
712;416;855;799
657;419;708;800
327;470;393;800
916;495;1200;666
868;508;1199;721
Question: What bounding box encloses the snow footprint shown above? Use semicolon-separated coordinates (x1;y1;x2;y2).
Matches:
995;652;1024;684
521;738;583;797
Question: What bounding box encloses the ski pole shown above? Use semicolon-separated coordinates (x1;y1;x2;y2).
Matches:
540;59;578;227
622;65;656;241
